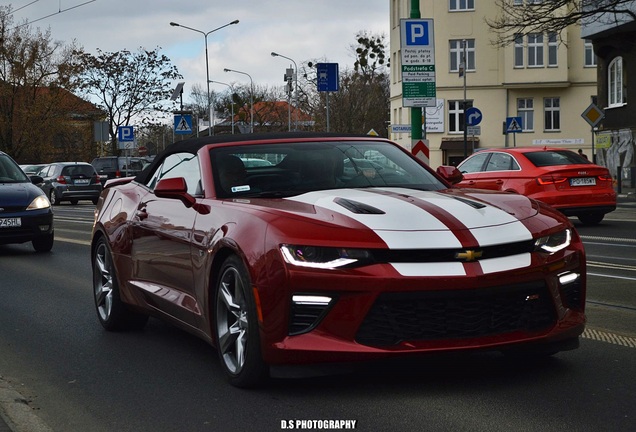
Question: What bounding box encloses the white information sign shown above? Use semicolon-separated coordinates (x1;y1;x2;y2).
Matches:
400;19;436;108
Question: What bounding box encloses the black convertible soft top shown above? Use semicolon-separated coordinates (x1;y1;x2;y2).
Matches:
134;132;381;184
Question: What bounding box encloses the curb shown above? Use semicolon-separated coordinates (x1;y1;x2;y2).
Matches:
0;377;53;432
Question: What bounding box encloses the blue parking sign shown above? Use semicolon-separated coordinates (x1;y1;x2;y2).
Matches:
118;126;134;142
316;63;339;92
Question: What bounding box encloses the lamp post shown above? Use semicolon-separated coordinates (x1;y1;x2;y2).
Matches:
224;68;253;133
209;80;235;134
170;19;239;136
271;51;298;131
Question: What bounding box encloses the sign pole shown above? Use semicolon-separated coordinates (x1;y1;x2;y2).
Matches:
409;0;423;155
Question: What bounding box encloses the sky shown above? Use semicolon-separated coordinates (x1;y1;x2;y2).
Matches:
9;0;390;99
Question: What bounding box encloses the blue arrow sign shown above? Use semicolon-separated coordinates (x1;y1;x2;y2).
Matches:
465;107;482;126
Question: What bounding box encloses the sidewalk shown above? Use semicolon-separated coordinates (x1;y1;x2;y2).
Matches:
0;376;53;432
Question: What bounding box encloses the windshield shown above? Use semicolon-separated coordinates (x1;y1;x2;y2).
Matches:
210;140;445;198
524;150;591;167
0;154;30;183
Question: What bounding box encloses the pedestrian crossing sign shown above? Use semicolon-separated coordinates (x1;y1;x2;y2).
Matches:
505;116;523;134
174;114;193;135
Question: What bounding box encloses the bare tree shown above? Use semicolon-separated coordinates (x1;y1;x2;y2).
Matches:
487;0;636;46
70;47;182;155
0;5;96;162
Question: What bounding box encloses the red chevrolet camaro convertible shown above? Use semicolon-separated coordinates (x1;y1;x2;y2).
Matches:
91;133;586;387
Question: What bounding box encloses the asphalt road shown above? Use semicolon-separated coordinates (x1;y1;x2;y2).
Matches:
0;202;635;432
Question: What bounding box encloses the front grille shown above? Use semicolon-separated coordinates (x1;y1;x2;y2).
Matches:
355;282;556;347
369;240;535;263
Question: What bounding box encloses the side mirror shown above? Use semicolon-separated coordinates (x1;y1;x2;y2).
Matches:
154;177;196;208
30;175;43;184
436;166;463;185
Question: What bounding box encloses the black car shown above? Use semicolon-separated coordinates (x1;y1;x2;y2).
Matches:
91;156;146;181
0;151;54;252
37;162;102;205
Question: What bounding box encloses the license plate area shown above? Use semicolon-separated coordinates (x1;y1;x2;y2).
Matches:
74;178;90;185
570;177;596;187
0;217;21;228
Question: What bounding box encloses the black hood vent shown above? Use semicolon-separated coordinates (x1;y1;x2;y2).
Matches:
334;197;385;214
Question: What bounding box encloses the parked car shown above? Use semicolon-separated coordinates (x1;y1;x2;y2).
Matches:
37;162;102;205
19;163;47;176
92;133;586;388
452;147;616;225
91;156;146;181
0;151;54;252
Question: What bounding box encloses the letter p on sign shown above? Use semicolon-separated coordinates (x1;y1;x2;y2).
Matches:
406;22;428;45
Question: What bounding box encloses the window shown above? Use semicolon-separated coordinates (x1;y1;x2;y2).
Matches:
548;33;558;67
448;100;473;133
147;153;201;196
485;153;518;172
458;152;489;173
608;56;624;107
517;98;534;132
584;40;597;67
544;98;560;131
449;0;474;11
514;34;524;68
450;39;475;73
527;33;544;67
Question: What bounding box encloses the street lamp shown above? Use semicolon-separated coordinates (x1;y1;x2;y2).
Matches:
209;80;235;134
224;68;253;133
170;19;239;136
271;51;298;131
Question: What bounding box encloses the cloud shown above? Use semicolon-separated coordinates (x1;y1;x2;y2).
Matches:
13;0;389;97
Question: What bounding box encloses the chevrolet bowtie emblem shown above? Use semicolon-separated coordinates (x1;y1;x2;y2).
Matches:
455;250;483;262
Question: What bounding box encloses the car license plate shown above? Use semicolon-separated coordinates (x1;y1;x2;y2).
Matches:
74;179;90;185
570;177;596;187
0;217;21;228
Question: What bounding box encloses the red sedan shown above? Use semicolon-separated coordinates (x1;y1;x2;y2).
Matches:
454;147;616;225
91;134;586;387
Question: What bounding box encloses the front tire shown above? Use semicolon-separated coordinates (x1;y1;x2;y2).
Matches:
214;255;267;388
32;233;54;252
93;237;148;331
49;189;59;206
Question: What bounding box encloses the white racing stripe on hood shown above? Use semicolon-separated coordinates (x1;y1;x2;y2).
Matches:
287;189;462;248
403;189;534;246
287;189;534;277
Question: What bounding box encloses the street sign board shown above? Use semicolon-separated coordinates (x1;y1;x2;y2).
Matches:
581;103;604;128
465;107;482;126
505;116;523;134
467;126;481;135
118;126;134;142
316;63;339;92
400;18;436;108
391;124;412;133
174;114;193;135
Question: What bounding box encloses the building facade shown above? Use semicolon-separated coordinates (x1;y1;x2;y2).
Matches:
581;2;636;189
389;0;597;168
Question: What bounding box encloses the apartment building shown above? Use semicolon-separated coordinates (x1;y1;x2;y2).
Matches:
389;0;597;167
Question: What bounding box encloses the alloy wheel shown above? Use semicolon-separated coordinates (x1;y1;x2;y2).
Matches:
94;241;113;322
216;266;249;375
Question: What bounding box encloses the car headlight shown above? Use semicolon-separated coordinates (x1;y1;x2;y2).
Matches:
534;229;571;254
26;194;51;210
280;245;372;269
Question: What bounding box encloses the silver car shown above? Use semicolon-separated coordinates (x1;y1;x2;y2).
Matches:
37;162;102;205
